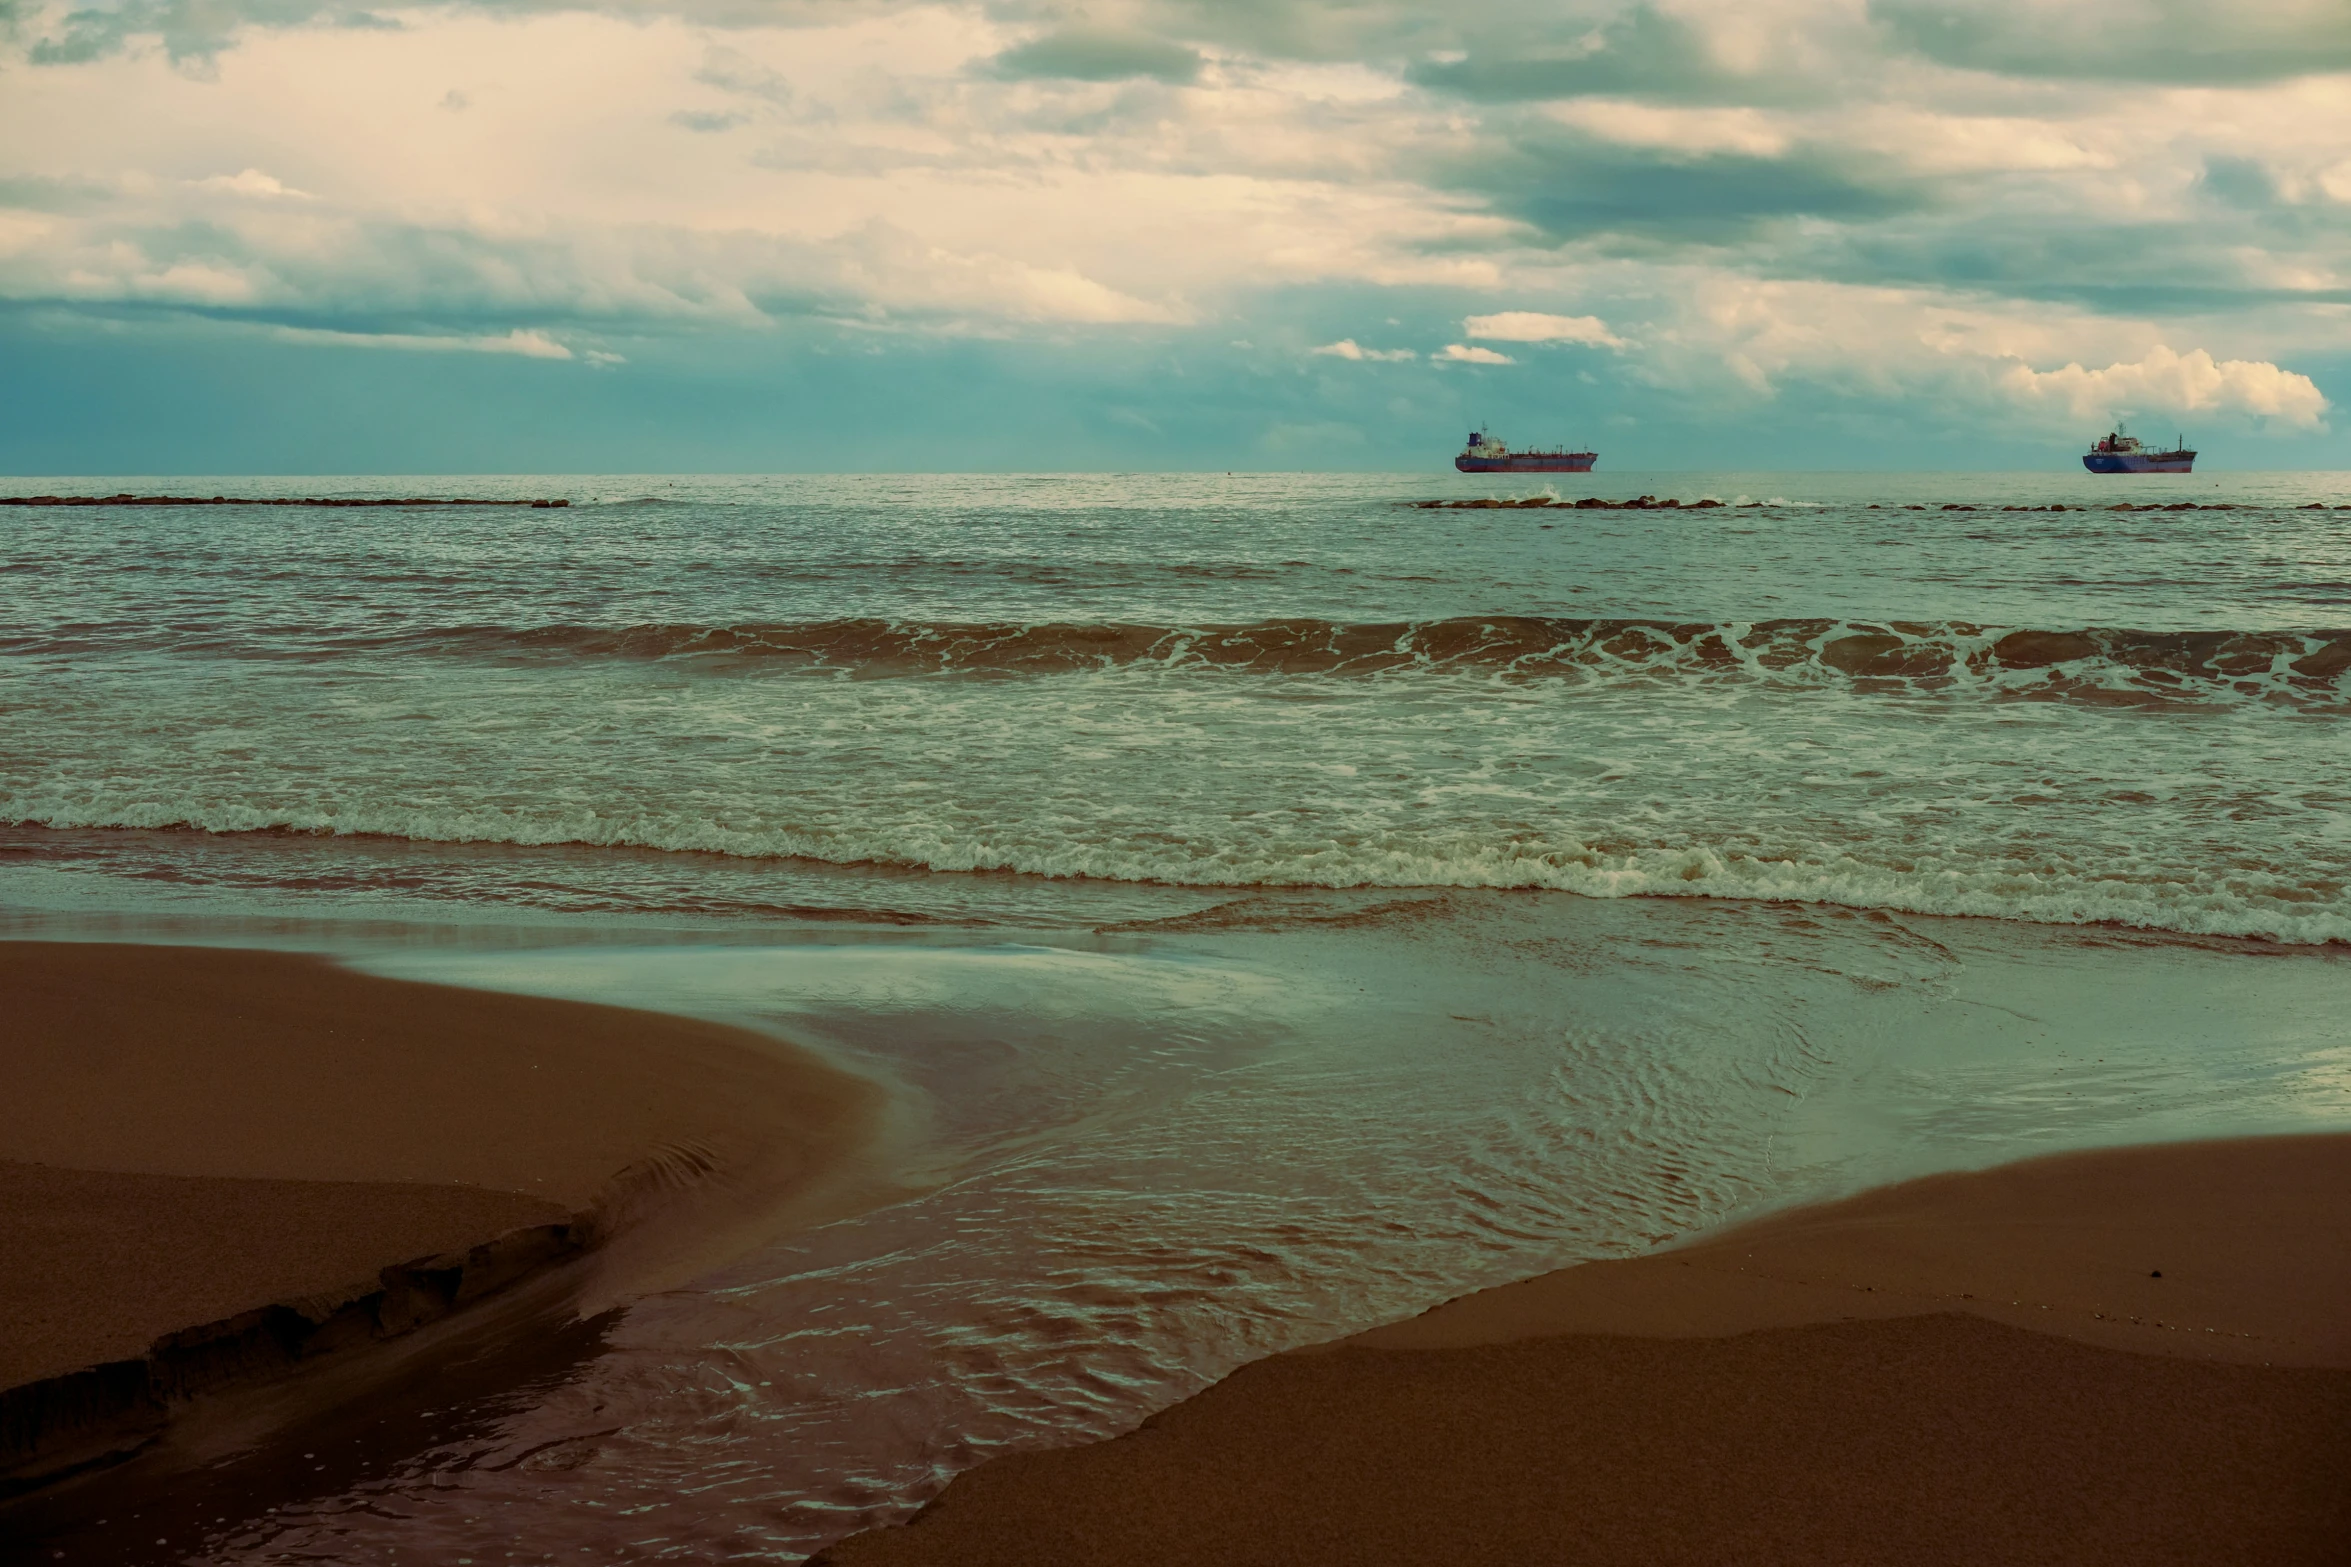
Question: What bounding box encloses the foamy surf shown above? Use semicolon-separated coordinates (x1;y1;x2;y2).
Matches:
6;617;2345;706
4;471;2348;948
7;791;2345;944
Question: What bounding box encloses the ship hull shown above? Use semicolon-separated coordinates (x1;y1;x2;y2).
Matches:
2083;453;2194;473
1456;454;1596;473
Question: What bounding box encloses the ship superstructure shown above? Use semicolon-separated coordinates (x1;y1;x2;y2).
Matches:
2084;428;2195;473
1455;431;1597;473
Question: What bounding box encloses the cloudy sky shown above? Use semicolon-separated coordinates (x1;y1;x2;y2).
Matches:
5;0;2350;470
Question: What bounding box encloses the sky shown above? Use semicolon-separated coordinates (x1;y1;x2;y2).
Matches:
5;0;2351;471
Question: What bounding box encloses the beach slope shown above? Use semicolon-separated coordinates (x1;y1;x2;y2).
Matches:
0;940;886;1488
812;1134;2351;1567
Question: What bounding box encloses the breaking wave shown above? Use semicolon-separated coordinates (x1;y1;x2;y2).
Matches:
37;616;2341;705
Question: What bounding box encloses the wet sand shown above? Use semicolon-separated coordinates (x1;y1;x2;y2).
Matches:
0;940;886;1481
813;1133;2351;1566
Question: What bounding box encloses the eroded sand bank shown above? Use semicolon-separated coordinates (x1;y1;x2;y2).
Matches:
813;1133;2351;1566
0;940;888;1492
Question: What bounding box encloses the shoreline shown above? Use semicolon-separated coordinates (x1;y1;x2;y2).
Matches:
4;904;2345;1563
813;1132;2351;1565
0;940;892;1499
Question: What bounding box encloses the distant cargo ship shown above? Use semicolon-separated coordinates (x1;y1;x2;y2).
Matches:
1455;431;1596;473
2084;429;2195;473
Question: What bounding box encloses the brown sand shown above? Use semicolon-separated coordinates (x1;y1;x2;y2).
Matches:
1356;1132;2351;1367
0;941;884;1391
0;1162;567;1390
812;1134;2351;1567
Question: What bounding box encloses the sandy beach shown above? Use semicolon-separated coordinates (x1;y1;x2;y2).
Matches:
0;940;886;1493
815;1132;2351;1566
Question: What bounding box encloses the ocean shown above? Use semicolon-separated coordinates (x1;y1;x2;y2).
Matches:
5;470;2350;1562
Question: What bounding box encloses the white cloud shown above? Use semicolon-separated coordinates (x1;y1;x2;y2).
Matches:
0;211;53;257
271;326;580;359
64;258;268;306
1312;338;1414;360
1620;273;2335;434
1464;311;1624;347
3;0;2351;439
190;168;310;199
2003;344;2328;427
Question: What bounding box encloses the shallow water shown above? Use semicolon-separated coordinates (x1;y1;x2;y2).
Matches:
10;895;2348;1565
5;471;2351;1562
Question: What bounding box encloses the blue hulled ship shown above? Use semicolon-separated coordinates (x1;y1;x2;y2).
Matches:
2084;428;2195;473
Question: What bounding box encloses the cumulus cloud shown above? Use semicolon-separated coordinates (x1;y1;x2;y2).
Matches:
17;0;916;66
2003;345;2329;427
1464;311;1624;347
986;26;1202;83
0;147;1190;333
1872;0;2351;84
189;168;309;198
1406;4;1737;103
1312;338;1414;360
692;45;795;104
1618;274;2335;439
2;0;2347;454
1434;124;1924;243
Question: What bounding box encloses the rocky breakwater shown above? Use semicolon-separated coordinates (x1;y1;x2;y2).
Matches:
1414;496;1728;510
1871;501;2351;512
1;494;569;507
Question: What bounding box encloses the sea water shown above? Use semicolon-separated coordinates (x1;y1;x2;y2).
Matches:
3;471;2349;1563
7;471;2350;942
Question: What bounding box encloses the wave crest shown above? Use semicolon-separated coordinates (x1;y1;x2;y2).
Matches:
284;617;2351;704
